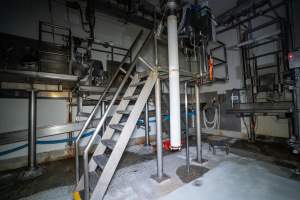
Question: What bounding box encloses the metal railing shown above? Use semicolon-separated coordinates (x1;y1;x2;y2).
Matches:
82;31;153;200
75;30;143;184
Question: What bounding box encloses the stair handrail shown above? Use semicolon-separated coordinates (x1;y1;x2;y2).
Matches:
75;30;143;183
82;31;153;200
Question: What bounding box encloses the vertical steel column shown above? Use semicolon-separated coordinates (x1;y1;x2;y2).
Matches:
167;1;181;150
294;68;300;140
195;83;204;163
151;26;169;182
250;115;256;142
28;90;37;170
201;42;208;75
75;95;82;183
155;77;163;178
151;75;169;182
184;82;190;173
144;101;150;146
20;90;42;180
77;95;83;116
67;92;73;146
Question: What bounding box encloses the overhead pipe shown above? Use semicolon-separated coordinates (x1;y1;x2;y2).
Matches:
167;0;181;150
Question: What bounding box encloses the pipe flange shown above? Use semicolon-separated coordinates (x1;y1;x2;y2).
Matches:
167;0;177;11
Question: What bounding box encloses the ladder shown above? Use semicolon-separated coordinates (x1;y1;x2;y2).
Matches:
74;30;156;200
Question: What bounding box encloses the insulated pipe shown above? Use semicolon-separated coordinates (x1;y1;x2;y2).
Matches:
167;1;181;150
28;90;37;170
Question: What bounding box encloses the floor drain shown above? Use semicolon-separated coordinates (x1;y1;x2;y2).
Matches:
193;180;202;187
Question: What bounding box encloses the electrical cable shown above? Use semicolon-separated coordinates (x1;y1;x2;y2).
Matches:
203;106;219;130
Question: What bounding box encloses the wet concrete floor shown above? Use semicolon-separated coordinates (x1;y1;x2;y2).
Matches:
1;136;300;200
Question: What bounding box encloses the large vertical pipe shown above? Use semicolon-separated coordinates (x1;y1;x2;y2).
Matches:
28;90;37;170
195;83;203;162
144;101;150;146
167;1;181;150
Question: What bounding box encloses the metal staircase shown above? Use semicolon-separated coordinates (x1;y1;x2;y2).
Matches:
74;30;156;200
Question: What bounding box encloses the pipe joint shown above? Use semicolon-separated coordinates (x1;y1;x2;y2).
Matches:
167;0;177;15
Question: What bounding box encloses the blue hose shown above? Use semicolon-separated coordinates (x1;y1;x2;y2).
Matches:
0;130;94;157
0;112;197;156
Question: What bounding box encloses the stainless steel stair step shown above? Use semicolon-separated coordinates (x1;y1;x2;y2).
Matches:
129;80;146;87
117;110;132;115
93;155;109;170
89;171;99;192
101;139;116;150
123;95;139;100
109;124;124;131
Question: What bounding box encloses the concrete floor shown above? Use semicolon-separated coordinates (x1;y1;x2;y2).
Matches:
1;136;300;200
159;159;300;200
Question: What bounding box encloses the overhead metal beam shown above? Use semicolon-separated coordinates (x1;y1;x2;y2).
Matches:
217;1;287;34
93;0;159;29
